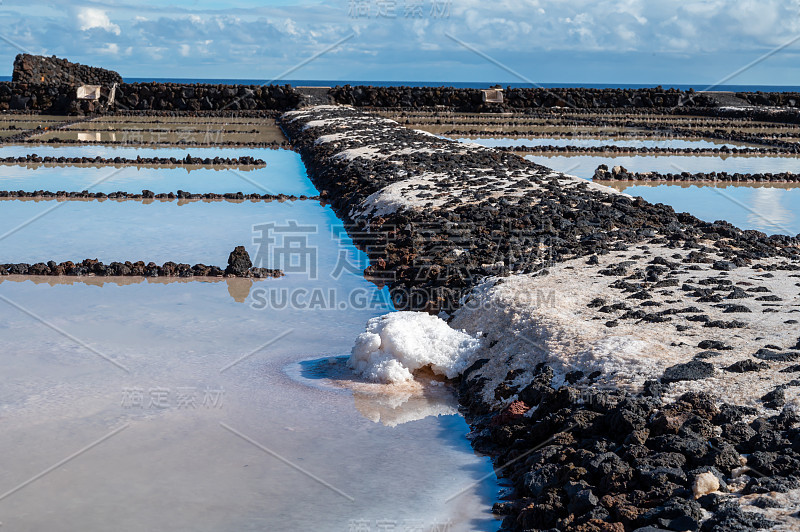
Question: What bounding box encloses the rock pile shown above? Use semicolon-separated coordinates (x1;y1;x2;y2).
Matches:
463;380;798;531
0;190;316;202
497;145;791;155
12;54;122;85
0;81;301;114
0;82;75;113
328;86;717;111
736;91;800;107
0;249;282;279
594;164;800;183
113;83;301;112
0;154;266;167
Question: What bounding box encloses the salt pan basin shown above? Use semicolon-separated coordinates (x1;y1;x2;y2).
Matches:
0;148;316;197
0;277;499;531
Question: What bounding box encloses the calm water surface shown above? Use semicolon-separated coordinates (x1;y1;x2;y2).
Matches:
0;147;315;196
458;137;753;149
0;145;501;532
527;153;800;236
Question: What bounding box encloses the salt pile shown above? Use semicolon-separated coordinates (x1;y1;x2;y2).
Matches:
348;312;481;383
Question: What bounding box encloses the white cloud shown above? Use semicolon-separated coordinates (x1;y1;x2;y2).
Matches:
144;46;165;61
77;8;121;35
282;18;300;36
10;1;800;82
197;40;214;56
99;42;119;55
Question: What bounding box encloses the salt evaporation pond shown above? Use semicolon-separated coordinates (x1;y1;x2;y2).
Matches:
447;138;800;236
457;137;751;149
0;200;339;264
607;182;800;236
0;143;289;159
0;148;315;196
528;153;800;178
528;154;800;236
0;147;501;531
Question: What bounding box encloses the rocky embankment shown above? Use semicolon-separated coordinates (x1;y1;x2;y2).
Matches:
21;136;291;149
594;165;800;183
736;91;800;107
8;54;800;115
0;247;282;279
281;106;800;532
328;86;717;111
443;128;800;155
0;190;316;201
496;145;791;156
279;106;798;312
113;82;301;112
12;53;122;86
0;80;302;114
0;154;266;167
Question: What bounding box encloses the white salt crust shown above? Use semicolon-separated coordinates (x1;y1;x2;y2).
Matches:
348;311;481;384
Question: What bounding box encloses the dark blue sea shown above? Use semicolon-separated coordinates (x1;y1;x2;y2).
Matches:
1;75;798;92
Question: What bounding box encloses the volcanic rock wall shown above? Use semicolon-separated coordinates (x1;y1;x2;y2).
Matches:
0;81;301;113
0;56;299;113
5;54;800;114
12;54;122;85
0;82;74;112
736;91;800;107
327;86;718;110
113;83;301;111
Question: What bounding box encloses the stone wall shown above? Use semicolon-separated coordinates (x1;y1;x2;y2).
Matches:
8;82;707;114
113;83;301;111
4;62;800;114
327;85;718;110
0;81;301;114
0;82;74;113
12;54;122;86
4;55;301;114
735;91;800;107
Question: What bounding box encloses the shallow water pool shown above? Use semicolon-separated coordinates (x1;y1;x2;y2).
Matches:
528;154;800;236
0;148;315;196
0;200;340;265
0;279;499;532
0;144;501;531
527;153;800;180
606;181;800;236
458;136;751;149
0;144;286;160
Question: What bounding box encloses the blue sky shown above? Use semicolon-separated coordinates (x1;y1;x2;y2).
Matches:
2;0;800;85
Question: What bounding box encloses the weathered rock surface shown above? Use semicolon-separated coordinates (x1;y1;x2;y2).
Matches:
12;53;122;86
0;250;282;279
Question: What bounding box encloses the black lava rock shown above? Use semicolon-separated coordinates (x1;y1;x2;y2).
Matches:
225;246;253;275
661;361;714;383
